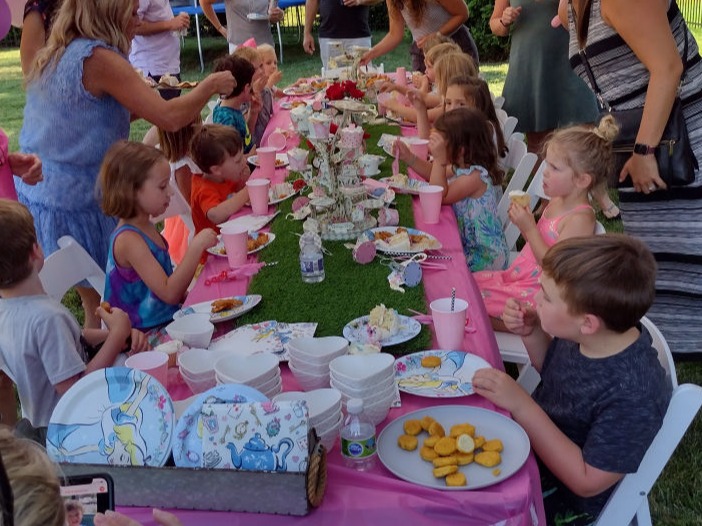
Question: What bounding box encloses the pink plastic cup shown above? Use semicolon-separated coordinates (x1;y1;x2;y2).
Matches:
220;223;249;267
396;66;407;87
246;178;271;216
406;137;429;179
125;351;169;388
430;297;468;351
256;147;277;179
418;184;444;224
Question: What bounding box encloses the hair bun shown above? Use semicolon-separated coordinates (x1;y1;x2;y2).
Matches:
594;114;620;142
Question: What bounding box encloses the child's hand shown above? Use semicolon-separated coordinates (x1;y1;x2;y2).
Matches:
502;298;537;336
378;81;397;93
8;152;43;185
170;12;190;31
472;368;531;414
192;228;218;252
508;202;536;233
428;130;448;166
267;70;282;88
128;329;149;355
411;72;425;88
406;88;426;111
97;305;131;340
393;139;413;163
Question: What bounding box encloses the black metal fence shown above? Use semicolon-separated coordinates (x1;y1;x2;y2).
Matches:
680;0;702;27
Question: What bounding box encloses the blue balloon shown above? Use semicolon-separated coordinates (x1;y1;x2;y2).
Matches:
0;0;11;41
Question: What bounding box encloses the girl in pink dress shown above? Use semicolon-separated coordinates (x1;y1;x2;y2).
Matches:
475;116;620;327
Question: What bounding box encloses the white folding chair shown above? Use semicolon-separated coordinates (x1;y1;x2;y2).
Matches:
493;95;505;110
151;178;195;245
595;363;700;526
497;146;538;228
501;116;518;143
39;235;106;301
510;132;525;143
503;160;545;251
495;107;508;126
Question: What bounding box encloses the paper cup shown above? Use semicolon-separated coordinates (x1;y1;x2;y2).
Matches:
220;223;248;267
256;147;277;179
125;351;169;387
430;298;468;351
396;66;407;87
246;178;271;216
406;137;429;179
418;184;443;224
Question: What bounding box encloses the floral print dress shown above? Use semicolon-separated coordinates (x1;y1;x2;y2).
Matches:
451;165;509;272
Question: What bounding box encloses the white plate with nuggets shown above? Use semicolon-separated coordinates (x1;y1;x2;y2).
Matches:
377;405;530;490
173;295;262;323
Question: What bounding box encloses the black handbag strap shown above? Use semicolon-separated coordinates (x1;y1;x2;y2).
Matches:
573;0;689;111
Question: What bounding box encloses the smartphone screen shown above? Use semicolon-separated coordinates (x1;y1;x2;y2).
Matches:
60;474;114;526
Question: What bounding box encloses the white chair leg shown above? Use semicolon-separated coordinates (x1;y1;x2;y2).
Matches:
195;13;204;73
276;23;283;64
516;363;541;395
633;499;652;526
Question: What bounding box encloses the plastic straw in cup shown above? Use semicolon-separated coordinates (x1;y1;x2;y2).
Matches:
451;287;456;312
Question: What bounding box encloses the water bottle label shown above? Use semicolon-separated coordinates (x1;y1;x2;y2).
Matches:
300;257;324;274
341;436;377;459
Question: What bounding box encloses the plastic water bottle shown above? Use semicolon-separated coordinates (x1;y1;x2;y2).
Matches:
340;398;377;471
299;232;325;283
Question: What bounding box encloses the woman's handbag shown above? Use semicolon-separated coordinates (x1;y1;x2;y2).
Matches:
578;21;697;187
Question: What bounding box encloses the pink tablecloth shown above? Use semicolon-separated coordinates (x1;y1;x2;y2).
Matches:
120;104;545;526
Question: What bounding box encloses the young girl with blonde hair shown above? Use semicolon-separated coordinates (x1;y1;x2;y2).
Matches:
382;51;476;124
428;107;509;271
99;141;217;334
474;116;619;329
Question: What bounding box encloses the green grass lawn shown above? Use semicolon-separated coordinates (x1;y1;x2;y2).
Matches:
1;29;701;523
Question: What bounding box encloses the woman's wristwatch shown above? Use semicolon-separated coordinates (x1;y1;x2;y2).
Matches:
633;143;656;155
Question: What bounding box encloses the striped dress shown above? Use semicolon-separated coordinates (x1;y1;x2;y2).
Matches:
568;0;702;354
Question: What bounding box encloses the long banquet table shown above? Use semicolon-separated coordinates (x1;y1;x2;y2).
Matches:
121;98;546;526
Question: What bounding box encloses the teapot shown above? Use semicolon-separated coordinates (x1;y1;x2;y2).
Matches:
226;433;293;472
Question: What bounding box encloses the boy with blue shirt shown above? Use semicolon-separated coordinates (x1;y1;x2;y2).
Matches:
473;234;671;524
212;54;257;155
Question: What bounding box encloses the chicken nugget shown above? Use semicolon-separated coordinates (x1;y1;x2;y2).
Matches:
446;472;467;487
100;301;112;313
433;436;457;456
428;421;445;437
475;451;501;468
420;415;436;431
473;435;486;449
420;355;441;368
450;423;476;438
423;435;440;448
482;439;504;452
397;434;418;451
432;465;458;478
456;452;474;466
432;456;458;468
403;419;423;436
419;446;439;462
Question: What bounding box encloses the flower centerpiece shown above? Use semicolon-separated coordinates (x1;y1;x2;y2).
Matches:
325;80;365;101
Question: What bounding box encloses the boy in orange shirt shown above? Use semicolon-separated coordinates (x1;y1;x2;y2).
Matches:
189;124;250;233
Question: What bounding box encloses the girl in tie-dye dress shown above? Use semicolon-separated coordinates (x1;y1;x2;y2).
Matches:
474;117;621;322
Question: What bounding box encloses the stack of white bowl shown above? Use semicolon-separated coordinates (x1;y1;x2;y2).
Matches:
287;336;349;391
329;353;396;425
177;348;228;394
215;353;282;398
273;388;343;451
165;313;214;348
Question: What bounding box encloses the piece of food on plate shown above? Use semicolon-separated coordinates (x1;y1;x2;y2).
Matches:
433;436;457;456
421;355;442;368
474;450;501;468
385;230;411;252
397;434;418;451
211;298;243;313
508;190;530;207
432;465;458;478
419;446;439;461
159;73;179;87
247;232;270;252
403;419;423;436
368;303;401;339
450;423;476;438
445;471;467;487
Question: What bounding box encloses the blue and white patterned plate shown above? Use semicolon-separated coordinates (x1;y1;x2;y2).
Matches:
46;367;175;466
394;350;492;398
343;314;421;347
174;294;262;323
172;384;268;468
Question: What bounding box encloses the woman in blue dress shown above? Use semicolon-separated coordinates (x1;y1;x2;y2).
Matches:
18;0;235;328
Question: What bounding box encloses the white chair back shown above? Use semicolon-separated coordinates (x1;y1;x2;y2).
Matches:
151;178;195;244
595;383;702;525
495;108;508;126
641;316;678;389
501;116;518;142
39;236;106;301
497;152;538;228
493;95;505;110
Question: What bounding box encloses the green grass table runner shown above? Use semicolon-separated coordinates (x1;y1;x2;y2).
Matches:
235;123;431;357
